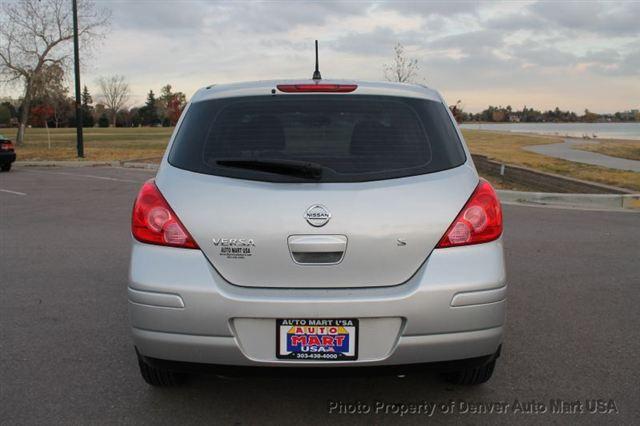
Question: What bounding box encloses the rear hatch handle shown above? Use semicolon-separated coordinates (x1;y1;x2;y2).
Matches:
287;235;347;265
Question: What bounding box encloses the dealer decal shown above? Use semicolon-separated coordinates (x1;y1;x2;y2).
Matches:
212;238;255;259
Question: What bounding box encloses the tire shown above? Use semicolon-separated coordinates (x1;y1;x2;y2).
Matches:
137;353;187;387
0;163;11;172
443;360;496;385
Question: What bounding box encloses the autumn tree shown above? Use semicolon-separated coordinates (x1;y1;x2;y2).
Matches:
383;42;421;83
97;75;130;127
30;104;54;148
0;0;109;144
31;104;54;124
159;84;186;126
29;63;70;128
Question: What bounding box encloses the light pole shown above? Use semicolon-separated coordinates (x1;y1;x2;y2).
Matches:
72;0;84;158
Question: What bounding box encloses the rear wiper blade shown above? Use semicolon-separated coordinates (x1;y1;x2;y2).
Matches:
215;159;325;180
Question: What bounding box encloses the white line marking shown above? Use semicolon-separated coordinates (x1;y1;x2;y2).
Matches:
24;169;141;183
0;189;27;196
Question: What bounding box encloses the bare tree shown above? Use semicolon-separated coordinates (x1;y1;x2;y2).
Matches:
383;42;421;84
0;0;109;145
97;75;130;127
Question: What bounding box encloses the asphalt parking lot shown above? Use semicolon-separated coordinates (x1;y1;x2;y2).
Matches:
1;166;639;425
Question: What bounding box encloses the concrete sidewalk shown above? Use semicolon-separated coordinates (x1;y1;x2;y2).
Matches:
498;190;640;211
524;139;640;172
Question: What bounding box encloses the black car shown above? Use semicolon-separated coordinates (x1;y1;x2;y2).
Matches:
0;135;16;171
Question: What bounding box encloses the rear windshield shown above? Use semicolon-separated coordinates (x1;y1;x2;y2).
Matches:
168;95;466;182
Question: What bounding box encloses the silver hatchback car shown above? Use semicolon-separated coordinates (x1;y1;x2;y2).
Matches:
129;79;505;386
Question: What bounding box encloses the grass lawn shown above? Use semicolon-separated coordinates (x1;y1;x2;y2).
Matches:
7;126;639;191
573;139;640;161
8;127;171;162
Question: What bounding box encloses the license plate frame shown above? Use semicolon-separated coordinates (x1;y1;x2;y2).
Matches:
276;318;359;361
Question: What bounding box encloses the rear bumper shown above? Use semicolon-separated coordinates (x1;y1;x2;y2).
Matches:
139;345;502;376
0;151;16;163
132;325;504;367
129;238;506;367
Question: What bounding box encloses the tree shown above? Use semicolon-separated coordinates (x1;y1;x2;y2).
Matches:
30;104;54;126
29;63;70;128
97;75;130;127
98;113;109;127
139;90;160;126
449;100;464;123
94;102;106;123
81;85;94;127
159;84;174;103
157;84;171;122
0;104;11;126
1;101;18;121
491;110;506;122
383;42;420;83
115;108;134;128
582;109;599;123
30;104;54;148
129;107;142;127
159;84;186;126
0;0;109;144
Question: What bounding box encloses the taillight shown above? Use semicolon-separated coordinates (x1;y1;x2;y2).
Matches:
276;84;357;93
131;180;199;249
436;179;502;248
1;141;14;150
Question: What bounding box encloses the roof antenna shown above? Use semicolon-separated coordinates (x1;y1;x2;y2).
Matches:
312;40;322;80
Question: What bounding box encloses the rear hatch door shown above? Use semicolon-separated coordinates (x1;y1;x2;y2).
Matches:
158;165;476;288
158;90;475;288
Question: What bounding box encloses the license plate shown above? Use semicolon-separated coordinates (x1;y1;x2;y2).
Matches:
276;318;358;361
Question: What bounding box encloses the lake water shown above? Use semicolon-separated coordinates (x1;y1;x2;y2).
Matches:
460;122;640;140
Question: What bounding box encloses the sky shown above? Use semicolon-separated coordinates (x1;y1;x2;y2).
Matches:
6;0;640;113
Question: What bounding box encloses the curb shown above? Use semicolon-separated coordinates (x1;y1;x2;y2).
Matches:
15;160;160;170
497;190;640;211
15;160;118;167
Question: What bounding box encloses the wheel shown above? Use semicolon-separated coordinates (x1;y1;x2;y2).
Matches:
137;352;187;387
0;163;11;171
443;360;496;385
